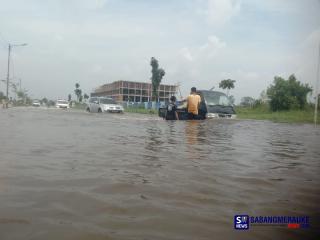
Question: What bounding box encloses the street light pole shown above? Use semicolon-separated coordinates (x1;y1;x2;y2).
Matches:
314;42;320;127
6;44;11;100
5;43;27;102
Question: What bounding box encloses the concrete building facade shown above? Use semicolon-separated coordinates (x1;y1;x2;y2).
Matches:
91;80;178;102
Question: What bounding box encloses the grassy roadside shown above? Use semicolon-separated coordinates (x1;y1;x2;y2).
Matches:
124;108;157;114
73;103;87;110
236;106;320;124
70;104;157;114
124;105;320;124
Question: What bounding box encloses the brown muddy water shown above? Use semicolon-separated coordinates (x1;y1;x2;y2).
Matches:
0;107;319;240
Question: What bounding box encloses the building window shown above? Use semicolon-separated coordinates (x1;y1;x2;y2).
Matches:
136;89;141;95
135;96;141;102
129;89;135;94
123;88;128;94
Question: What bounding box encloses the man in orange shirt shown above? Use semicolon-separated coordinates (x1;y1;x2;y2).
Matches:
187;87;201;120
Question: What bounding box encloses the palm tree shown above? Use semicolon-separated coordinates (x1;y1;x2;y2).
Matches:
83;93;89;102
219;79;236;96
74;83;82;102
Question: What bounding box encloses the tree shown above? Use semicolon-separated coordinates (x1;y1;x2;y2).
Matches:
228;95;235;105
41;98;48;105
74;83;82;102
83;93;89;101
15;89;31;105
68;94;72;102
11;83;18;99
48;100;56;107
0;91;5;101
219;79;236;96
17;89;28;103
241;96;255;107
17;90;26;99
259;90;268;103
150;57;165;101
267;74;312;111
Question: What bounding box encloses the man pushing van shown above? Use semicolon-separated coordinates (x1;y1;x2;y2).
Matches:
187;87;201;120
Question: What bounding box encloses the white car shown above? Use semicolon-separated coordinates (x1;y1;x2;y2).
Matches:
32;100;41;107
56;99;69;109
86;97;124;113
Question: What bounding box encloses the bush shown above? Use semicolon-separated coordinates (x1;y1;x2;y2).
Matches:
267;74;312;111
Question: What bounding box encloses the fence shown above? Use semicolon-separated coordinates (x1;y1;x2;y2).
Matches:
121;101;166;110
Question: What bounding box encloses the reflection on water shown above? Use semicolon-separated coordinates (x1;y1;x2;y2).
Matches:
0;108;320;240
185;121;201;160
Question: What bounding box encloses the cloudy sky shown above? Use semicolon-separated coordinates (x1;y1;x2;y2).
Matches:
0;0;319;102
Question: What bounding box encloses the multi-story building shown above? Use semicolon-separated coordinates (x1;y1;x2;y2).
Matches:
91;80;178;102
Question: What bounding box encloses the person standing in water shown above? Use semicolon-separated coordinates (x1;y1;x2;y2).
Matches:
165;96;179;120
187;87;201;120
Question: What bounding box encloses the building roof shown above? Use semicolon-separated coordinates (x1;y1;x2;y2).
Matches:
94;80;177;92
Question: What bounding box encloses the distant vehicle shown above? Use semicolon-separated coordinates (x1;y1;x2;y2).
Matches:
32;100;41;107
56;99;69;109
87;97;124;113
158;90;236;119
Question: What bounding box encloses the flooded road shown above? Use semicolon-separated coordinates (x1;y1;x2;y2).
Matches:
0;107;319;240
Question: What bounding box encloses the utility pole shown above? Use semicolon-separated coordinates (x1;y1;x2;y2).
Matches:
314;42;320;127
6;44;11;100
5;43;27;103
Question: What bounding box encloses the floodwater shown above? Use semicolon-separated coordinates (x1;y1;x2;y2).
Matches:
0;107;319;240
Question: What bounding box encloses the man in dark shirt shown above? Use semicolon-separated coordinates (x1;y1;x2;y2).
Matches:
165;96;179;120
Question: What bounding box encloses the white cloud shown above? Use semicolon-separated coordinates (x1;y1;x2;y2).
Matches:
0;0;319;102
295;28;320;97
92;64;103;74
180;35;226;62
180;47;193;61
54;34;64;41
203;0;241;26
199;35;226;58
55;0;108;10
303;28;320;48
246;0;303;13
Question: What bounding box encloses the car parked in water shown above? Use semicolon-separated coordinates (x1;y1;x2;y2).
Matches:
56;99;69;109
32;99;41;107
197;90;236;119
86;97;124;113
